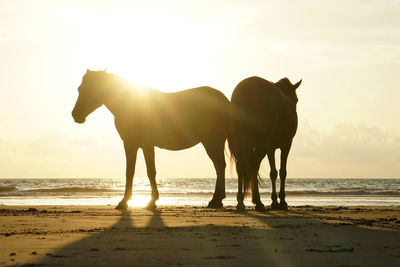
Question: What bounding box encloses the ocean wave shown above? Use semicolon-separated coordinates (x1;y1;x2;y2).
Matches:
25;187;123;193
0;185;17;192
172;190;400;196
284;190;400;196
0;187;123;196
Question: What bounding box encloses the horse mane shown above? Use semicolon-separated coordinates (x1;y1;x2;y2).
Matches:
275;77;298;103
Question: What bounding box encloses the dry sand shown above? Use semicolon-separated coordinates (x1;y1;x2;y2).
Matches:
0;205;399;266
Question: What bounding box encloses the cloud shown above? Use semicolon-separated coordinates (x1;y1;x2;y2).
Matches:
276;122;400;178
294;123;400;164
0;133;124;178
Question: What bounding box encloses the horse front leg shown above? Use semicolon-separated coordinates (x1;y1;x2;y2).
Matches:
143;146;159;210
267;150;279;210
278;142;292;210
116;142;138;210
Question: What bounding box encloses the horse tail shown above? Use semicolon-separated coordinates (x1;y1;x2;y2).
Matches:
238;143;263;197
227;131;237;165
241;144;254;197
227;108;253;197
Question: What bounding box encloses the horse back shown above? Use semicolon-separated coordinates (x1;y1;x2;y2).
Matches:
162;86;229;126
116;86;229;149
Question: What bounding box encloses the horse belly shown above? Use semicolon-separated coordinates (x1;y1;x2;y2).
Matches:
153;131;200;150
152;99;222;150
151;117;204;150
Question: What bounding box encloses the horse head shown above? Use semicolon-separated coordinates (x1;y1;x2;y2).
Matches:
276;78;302;105
72;69;109;123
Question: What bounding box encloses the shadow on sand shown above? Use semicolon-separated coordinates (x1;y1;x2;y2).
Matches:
28;207;399;267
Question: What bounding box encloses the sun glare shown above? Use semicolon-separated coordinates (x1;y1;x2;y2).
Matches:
127;195;151;207
71;7;216;93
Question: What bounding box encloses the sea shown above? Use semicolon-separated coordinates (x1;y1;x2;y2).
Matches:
0;178;399;207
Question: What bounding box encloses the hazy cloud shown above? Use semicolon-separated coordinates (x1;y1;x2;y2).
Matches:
295;123;400;164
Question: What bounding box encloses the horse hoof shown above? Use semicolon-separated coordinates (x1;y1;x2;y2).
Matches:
255;203;266;212
236;203;245;212
279;202;288;210
115;201;128;210
207;199;223;209
270;202;280;210
146;202;157;211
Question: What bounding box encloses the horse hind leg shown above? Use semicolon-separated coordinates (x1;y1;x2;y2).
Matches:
251;149;267;212
203;140;226;208
237;187;245;211
278;143;292;210
236;160;245;211
235;144;252;212
267;150;279;210
252;175;265;212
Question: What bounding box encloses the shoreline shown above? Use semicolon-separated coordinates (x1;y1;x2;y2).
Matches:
1;205;399;266
1;196;399;207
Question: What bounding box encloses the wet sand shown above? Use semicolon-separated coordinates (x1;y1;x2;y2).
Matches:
0;205;399;266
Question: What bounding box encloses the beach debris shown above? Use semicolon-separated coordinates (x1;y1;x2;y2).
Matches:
306;247;354;253
204;255;236;259
27;208;38;212
70;210;82;213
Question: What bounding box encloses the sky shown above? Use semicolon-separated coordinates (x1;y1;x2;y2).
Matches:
0;0;399;179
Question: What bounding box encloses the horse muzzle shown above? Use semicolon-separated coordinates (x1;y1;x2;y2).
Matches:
72;110;86;124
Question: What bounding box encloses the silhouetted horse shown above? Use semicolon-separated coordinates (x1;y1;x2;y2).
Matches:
72;70;228;210
228;76;301;211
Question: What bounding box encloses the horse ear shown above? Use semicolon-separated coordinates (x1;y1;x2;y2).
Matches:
293;79;302;90
86;69;90;73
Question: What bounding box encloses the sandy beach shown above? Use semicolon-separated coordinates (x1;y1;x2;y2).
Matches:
0;205;399;266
